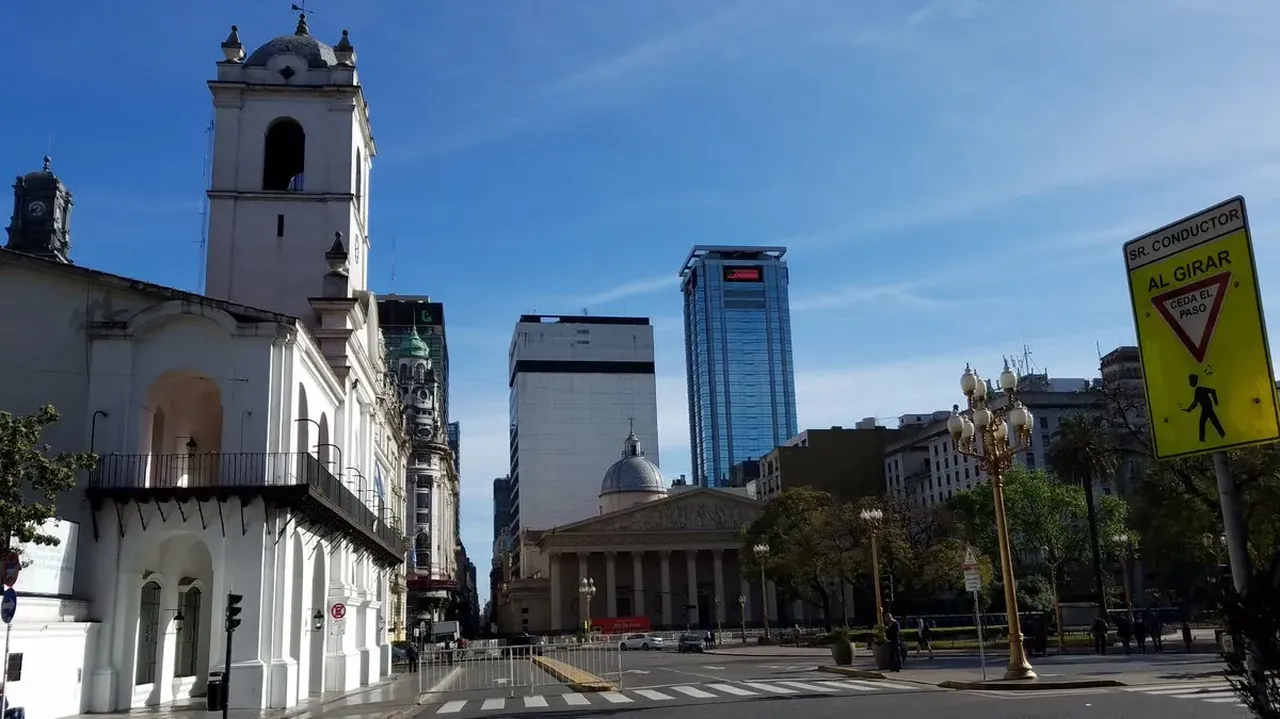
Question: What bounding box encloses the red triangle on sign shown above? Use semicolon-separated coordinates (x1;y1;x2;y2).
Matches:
1151;271;1231;364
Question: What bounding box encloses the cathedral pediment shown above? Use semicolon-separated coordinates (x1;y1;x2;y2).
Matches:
551;489;761;535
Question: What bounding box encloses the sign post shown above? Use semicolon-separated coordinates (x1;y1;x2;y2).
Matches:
962;547;986;680
1124;196;1277;692
1;587;16;713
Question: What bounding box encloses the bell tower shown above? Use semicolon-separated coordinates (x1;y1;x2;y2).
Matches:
5;156;73;263
203;15;374;322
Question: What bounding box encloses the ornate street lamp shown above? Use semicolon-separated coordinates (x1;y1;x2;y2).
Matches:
860;508;885;627
737;595;747;642
1112;533;1135;626
578;577;596;637
753;543;771;640
311;609;325;631
949;361;1037;681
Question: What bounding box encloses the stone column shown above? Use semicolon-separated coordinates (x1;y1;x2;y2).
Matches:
632;552;645;619
685;550;699;627
548;552;561;631
577;553;590;629
659;551;673;627
712;550;726;624
605;552;618;618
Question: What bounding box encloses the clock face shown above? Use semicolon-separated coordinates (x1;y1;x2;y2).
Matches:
26;201;47;218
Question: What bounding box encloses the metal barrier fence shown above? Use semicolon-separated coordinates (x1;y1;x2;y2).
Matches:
415;644;624;696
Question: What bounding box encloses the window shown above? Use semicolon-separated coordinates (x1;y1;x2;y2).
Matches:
5;653;21;682
355;149;363;206
135;581;162;685
1039;416;1049;429
276;214;285;238
175;588;203;677
262;118;306;191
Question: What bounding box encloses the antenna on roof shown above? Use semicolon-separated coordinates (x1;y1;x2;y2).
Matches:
196;107;214;293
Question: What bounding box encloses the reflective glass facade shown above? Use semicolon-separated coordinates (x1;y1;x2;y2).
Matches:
681;247;798;487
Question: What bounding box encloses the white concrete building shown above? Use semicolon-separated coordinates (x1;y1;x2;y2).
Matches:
0;13;408;716
507;315;659;534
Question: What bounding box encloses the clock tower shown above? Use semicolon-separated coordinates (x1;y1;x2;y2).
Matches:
5;156;73;264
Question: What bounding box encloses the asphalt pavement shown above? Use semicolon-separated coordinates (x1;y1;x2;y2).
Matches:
406;647;1254;718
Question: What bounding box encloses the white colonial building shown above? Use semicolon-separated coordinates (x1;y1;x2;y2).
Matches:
0;13;410;716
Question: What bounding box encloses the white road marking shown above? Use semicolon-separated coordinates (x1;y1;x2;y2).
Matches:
1176;691;1236;700
1123;682;1224;693
776;680;836;692
745;682;798;694
599;692;634;703
480;698;504;710
634;689;675;700
562;693;590;705
670;685;718;698
851;679;920;691
703;665;726;670
436;700;467;714
818;681;875;691
524;695;549;707
709;683;757;696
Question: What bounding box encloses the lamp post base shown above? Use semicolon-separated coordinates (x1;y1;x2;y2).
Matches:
1002;662;1038;681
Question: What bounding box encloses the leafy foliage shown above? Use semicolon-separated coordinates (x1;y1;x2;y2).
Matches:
1221;562;1280;718
0;405;95;555
740;487;846;614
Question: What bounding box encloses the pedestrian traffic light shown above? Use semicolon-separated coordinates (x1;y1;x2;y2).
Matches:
226;593;243;632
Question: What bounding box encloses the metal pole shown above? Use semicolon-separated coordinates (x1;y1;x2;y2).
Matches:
760;567;770;640
223;622;233;719
974;591;986;681
0;621;10;713
870;532;884;626
1211;452;1266;688
991;464;1036;680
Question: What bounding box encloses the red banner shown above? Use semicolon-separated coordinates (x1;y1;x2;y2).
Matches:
592;615;651;634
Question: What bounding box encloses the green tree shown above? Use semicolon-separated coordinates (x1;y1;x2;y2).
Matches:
1047;412;1120;616
741;487;845;618
0;405;96;558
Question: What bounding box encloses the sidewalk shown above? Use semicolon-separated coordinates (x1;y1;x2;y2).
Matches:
66;671;422;719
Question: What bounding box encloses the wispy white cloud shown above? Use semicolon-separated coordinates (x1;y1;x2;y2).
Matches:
567;275;676;309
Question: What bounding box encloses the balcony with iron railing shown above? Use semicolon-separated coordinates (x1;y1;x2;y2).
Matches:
87;452;406;563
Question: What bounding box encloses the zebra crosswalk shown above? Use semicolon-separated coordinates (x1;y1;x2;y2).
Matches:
1123;680;1246;708
430;678;917;714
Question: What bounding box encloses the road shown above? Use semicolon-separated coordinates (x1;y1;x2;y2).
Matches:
407;647;1253;718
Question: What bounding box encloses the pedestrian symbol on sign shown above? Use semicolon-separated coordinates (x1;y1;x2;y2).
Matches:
1180;373;1226;443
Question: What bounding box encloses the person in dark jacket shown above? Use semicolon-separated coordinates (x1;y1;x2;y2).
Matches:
1134;612;1148;653
1091;614;1109;654
1116;613;1133;654
1147;612;1163;652
885;614;903;672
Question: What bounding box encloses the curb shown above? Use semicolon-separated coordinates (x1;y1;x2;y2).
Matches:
938;678;1127;691
818;665;936;687
531;655;618;692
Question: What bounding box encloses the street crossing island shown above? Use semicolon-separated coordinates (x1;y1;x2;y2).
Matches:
1147;248;1232;292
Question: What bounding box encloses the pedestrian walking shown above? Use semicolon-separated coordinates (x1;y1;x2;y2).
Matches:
1182;621;1193;653
1116;614;1132;654
1134;612;1148;653
885;614;903;672
921;620;935;659
1146;612;1163;652
1091;613;1109;655
407;643;419;673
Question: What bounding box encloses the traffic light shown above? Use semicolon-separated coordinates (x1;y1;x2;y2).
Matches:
226;593;243;632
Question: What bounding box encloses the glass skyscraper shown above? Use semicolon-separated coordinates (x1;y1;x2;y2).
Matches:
680;246;798;487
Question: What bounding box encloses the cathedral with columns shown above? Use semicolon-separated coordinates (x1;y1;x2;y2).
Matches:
494;431;788;633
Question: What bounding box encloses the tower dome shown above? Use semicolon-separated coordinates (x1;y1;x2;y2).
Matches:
599;425;666;514
396;326;430;360
243;14;340;69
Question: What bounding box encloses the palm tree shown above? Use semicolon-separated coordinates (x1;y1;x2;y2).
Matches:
1047;413;1120;619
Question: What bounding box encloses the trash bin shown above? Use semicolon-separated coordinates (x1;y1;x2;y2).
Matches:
206;671;226;711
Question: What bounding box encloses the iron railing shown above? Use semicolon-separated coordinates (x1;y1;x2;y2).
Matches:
90;453;405;553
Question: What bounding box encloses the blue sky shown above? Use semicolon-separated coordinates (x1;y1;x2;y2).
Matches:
8;0;1280;602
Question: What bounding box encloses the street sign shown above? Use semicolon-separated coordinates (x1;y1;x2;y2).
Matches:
1124;196;1280;459
2;554;19;588
962;546;981;593
1;588;16;624
330;602;347;621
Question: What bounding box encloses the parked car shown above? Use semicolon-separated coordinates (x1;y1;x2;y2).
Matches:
619;633;664;651
503;633;546;656
677;632;705;653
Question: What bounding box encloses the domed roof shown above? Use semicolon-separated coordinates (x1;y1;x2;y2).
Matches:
600;427;666;496
396;327;430;359
244;15;338;69
21;156;57;186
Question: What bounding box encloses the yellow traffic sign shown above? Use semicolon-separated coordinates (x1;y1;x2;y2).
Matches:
1124;196;1280;459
